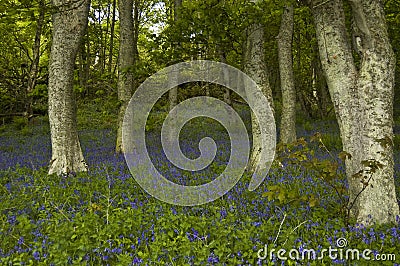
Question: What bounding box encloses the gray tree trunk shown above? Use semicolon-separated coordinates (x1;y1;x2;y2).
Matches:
310;0;399;225
168;0;182;111
277;5;296;143
78;25;90;94
218;48;232;106
107;0;117;73
48;0;90;175
243;0;274;172
312;42;330;118
27;0;46;116
116;0;135;153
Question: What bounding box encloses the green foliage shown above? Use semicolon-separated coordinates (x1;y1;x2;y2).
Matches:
393;134;400;149
320;133;342;150
0;0;51;117
145;111;167;132
12;117;29;130
77;98;119;130
266;135;350;224
1;164;398;264
1;117;400;264
1;0;400;263
262;184;319;207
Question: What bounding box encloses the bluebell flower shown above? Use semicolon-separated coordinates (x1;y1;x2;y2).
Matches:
8;215;17;225
390;227;399;239
253;221;262;227
171;207;177;215
207;253;219;264
133;256;142;264
33;251;40;260
220;208;227;219
111;248;122;254
5;182;11;192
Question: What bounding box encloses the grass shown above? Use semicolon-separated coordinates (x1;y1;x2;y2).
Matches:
0;106;399;265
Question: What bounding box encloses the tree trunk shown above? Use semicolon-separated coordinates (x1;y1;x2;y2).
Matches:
168;0;182;111
97;1;106;74
26;0;45;116
243;1;274;172
78;21;89;93
310;0;399;225
107;0;117;73
132;0;140;90
48;0;90;175
277;5;296;143
133;0;140;63
218;48;232;106
312;41;330;118
168;86;178;111
116;0;135;153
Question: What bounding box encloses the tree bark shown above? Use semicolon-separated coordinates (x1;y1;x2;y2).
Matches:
310;0;399;225
97;1;106;74
26;0;46;116
78;20;89;93
48;0;90;175
116;0;135;153
168;0;182;111
312;42;330;118
243;0;274;172
218;48;232;106
107;0;117;73
277;5;296;143
133;0;140;93
133;0;140;63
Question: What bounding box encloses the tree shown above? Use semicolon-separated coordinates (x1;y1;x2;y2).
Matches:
107;0;117;73
243;0;274;172
168;0;182;111
309;0;399;225
218;48;232;106
26;0;46;117
115;0;135;153
48;0;90;175
277;4;296;143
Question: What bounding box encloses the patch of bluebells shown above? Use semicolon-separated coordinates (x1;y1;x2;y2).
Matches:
207;252;220;264
0;119;400;265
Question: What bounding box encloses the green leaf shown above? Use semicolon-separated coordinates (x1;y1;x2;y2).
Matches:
277;191;286;203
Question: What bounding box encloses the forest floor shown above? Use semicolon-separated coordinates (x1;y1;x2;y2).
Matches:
0;107;399;265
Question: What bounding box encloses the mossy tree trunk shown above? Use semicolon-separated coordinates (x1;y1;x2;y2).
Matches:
310;0;399;225
115;0;135;153
243;0;274;173
48;0;90;175
168;0;182;111
278;5;296;144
